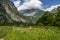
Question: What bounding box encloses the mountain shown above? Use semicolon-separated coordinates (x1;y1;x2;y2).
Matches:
19;9;45;24
57;6;60;11
20;9;44;16
50;6;60;17
0;0;27;25
0;0;45;25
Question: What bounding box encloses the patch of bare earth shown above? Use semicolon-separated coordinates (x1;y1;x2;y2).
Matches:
0;38;4;40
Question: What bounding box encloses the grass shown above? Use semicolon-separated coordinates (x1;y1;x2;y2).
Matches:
0;26;12;38
2;26;60;40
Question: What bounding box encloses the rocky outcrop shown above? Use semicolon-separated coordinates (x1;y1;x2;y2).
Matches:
0;0;27;25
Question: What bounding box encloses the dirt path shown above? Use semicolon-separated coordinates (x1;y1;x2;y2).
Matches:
0;38;4;40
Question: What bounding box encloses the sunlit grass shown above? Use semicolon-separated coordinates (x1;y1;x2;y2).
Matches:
4;26;60;40
0;26;12;38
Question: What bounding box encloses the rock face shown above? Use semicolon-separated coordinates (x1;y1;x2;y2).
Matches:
0;0;45;25
0;0;27;25
19;9;45;24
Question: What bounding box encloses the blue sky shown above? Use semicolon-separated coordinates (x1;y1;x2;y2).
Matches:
41;0;60;9
10;0;60;11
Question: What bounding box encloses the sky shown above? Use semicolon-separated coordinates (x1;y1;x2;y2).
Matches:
10;0;60;11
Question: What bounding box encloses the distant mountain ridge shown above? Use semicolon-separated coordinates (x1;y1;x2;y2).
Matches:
0;0;45;25
50;6;60;17
19;9;44;16
18;8;45;24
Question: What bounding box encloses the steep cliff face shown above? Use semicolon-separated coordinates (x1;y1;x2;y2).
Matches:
0;0;45;25
0;2;11;25
0;0;27;25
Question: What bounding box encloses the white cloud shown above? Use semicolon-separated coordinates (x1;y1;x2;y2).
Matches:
44;4;60;11
13;0;21;7
13;0;60;11
13;0;42;11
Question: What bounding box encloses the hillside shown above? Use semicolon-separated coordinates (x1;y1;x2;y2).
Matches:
0;0;45;25
0;0;28;25
19;9;44;24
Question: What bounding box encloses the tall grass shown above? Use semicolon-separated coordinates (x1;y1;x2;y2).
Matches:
5;26;60;40
0;26;12;38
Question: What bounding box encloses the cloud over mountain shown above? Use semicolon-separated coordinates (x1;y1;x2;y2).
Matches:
13;0;21;7
13;0;42;11
13;0;60;11
44;4;60;11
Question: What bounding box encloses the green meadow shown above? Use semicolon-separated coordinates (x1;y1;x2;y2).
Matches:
0;26;60;40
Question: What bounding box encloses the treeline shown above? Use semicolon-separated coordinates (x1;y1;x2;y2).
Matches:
36;6;60;26
0;5;60;26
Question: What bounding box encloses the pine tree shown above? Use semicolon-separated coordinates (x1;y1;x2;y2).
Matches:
36;11;55;26
55;6;60;26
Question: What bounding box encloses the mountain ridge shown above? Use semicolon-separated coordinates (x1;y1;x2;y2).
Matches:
0;0;45;25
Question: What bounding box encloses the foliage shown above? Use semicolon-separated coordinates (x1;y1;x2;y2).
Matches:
36;11;55;26
55;6;60;26
0;16;5;25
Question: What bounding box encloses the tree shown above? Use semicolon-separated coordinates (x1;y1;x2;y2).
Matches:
55;6;60;26
0;15;6;25
36;11;55;26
